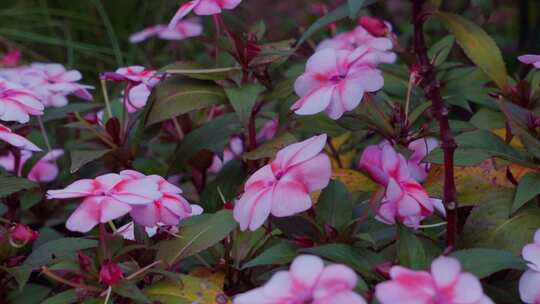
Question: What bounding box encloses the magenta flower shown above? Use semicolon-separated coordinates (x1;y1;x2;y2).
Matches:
0;123;41;151
376;256;494;304
129;20;203;43
168;0;242;28
292;47;384;120
233;135;331;231
99;261;123;286
234;255;366;304
27;149;64;183
519;229;540;303
518;54;540;69
47;171;162;232
407;137;438;182
359;142;444;228
0;80;44;123
1;49;21;67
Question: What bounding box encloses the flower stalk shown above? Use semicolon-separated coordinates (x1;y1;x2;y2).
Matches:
411;0;458;248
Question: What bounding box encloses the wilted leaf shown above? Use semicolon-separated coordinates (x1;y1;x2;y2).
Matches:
435;12;509;92
332;168;378;193
145;277;229;304
157;210;238;266
451;248;526;278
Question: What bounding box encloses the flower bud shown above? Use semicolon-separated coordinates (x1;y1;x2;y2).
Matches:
9;224;38;246
359;16;388;37
99;260;123;286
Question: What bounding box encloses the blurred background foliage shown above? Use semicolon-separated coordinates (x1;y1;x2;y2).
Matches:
0;0;538;84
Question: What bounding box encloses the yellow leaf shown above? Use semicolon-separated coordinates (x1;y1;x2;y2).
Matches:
492;128;524;148
145;276;230;304
332;168;378;193
189;267;226;288
325;132;355;168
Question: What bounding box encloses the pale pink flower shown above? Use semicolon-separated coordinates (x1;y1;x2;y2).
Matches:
120;170;194;227
125;84;151;113
376;256;494;304
0;123;41;151
208;136;243;173
519;54;540;69
359;142;444;228
47;171;162;232
317;24;396;64
101;66;161;87
407;137;438;182
257;118;279;142
0;80;44;123
129;20;203;43
233;135;331;231
0;149;31;176
169;0;242;28
519;229;540;303
234;255;366;304
28;149;64;183
292;47;384;120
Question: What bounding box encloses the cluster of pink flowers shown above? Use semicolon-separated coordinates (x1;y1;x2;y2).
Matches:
168;0;242;28
359;139;443;227
0;79;43;123
234;255;367;304
376;256;494;304
129;19;203;44
101;65;161;113
292;16;395;120
47;170;199;233
519;229;540;303
0;63;93;108
233;135;331;231
0;149;64;183
0;123;41;151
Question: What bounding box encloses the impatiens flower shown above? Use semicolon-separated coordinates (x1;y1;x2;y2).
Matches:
317;23;396;64
407;137;438;182
519;229;540;303
129;20;203;43
27;149;64;183
208;136;243;173
0;150;31;175
359;142;443;228
0;80;44;123
168;0;242;28
125;84;151;113
0;123;41;151
234;255;366;304
292;47;384;120
101;66;161;87
47;171;162;232
519;54;540;69
99;261;123;286
376;256;494;304
233;134;331;231
120;170;194;227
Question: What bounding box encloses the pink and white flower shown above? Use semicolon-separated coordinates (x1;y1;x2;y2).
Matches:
0;123;41;151
519;54;540;69
47;171;163;232
257;118;279;142
376;256;494;304
129;20;203;43
0;150;31;175
292;47;384;120
519;229;540;304
233;135;331;231
27;149;64;183
0;80;44;123
169;0;242;28
208;136;243;173
234;255;366;304
407;137;438;182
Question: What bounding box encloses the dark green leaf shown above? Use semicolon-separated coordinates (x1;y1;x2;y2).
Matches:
242;241;297;269
25;238;98;267
7;284;50;304
243;132;297;160
0;265;32;291
428;35;455;66
157;210;238;266
0;176;36;197
451;248;526;278
225;84;265;125
513;172;540;214
470;108;505;130
348;0;366;19
398;226;427;269
41;289;78;304
42;103;100;122
70;149;111;173
113;281;151;303
316;180;353;232
200;160;247;212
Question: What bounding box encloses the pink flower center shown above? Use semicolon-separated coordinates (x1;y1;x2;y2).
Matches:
329;74;346;83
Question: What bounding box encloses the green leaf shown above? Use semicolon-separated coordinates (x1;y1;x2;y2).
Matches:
315;180;353;232
69;149;111;173
0;265;32;291
470;108;505;130
24;238;97;267
41;289;78;304
113;281;151;303
0;176;36;197
498;100;540;159
243;132;297;160
398;226;427;270
242;241;297;269
7;284;50;304
513;172;540;213
145;277;228;304
428;35;455;66
225;84;265;125
145;77;227;126
170;113;241;168
348;0;366;19
200;160;247;212
435;12;509;93
157;210;238;266
161;61;241;80
42;103;100;122
450;248;526;278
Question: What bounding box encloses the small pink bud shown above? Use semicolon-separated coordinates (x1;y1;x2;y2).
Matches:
1;49;21;66
9;224;38;245
359;16;388;37
223;201;234;210
99;261;123;286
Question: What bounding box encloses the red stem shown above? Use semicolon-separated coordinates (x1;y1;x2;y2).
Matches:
412;0;458;249
99;223;109;260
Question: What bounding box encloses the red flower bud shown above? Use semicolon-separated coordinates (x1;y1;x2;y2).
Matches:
99;261;123;286
223;201;234;210
359;16;388;37
9;224;38;246
292;235;314;248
